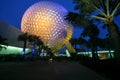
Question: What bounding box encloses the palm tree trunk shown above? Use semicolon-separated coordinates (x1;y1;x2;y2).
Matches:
109;49;113;59
37;46;41;55
91;39;98;60
32;42;36;56
22;40;27;59
90;40;95;59
74;43;77;50
107;21;120;61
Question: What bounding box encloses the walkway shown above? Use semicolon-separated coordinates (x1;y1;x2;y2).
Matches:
0;60;108;80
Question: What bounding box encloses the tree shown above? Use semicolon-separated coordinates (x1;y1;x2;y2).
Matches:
28;35;39;56
18;33;28;58
0;35;7;51
36;38;44;55
81;24;100;60
78;37;88;51
45;46;53;58
70;38;78;50
66;0;120;61
28;35;44;56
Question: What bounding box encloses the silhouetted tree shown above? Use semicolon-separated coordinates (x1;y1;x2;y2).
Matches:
70;38;78;50
66;0;120;61
78;37;87;51
18;33;28;58
81;24;100;60
0;35;7;51
28;35;39;56
36;38;44;55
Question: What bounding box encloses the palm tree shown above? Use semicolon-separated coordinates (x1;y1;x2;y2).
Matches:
78;37;87;51
70;38;78;50
28;35;39;56
45;46;53;58
28;35;44;56
66;0;120;60
18;33;28;58
81;24;100;60
0;35;7;51
36;38;44;55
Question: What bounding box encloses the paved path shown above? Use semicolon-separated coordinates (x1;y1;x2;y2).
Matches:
0;60;108;80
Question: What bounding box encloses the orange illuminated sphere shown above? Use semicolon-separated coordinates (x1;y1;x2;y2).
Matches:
21;1;73;52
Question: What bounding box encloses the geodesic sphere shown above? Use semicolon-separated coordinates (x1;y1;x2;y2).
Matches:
21;1;73;52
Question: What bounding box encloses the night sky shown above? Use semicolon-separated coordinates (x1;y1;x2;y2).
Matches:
0;0;120;38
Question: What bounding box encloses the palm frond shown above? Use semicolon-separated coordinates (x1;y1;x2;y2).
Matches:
98;0;106;11
0;35;8;46
65;12;92;27
0;45;7;50
18;33;28;41
110;0;120;13
81;24;100;37
111;1;120;16
114;8;120;16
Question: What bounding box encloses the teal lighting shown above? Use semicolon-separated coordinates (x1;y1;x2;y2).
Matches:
65;49;71;57
77;50;114;59
0;45;31;55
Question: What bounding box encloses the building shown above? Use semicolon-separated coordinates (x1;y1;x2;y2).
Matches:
21;1;75;53
0;21;30;55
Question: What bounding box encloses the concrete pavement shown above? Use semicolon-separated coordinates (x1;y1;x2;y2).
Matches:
0;60;108;80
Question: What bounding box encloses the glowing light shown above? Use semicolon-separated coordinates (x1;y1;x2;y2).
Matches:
65;49;71;57
0;45;31;55
21;1;75;52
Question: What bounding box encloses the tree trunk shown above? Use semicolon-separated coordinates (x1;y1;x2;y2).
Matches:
37;46;41;55
90;36;99;60
91;40;97;60
32;42;36;56
107;21;120;61
22;40;27;59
